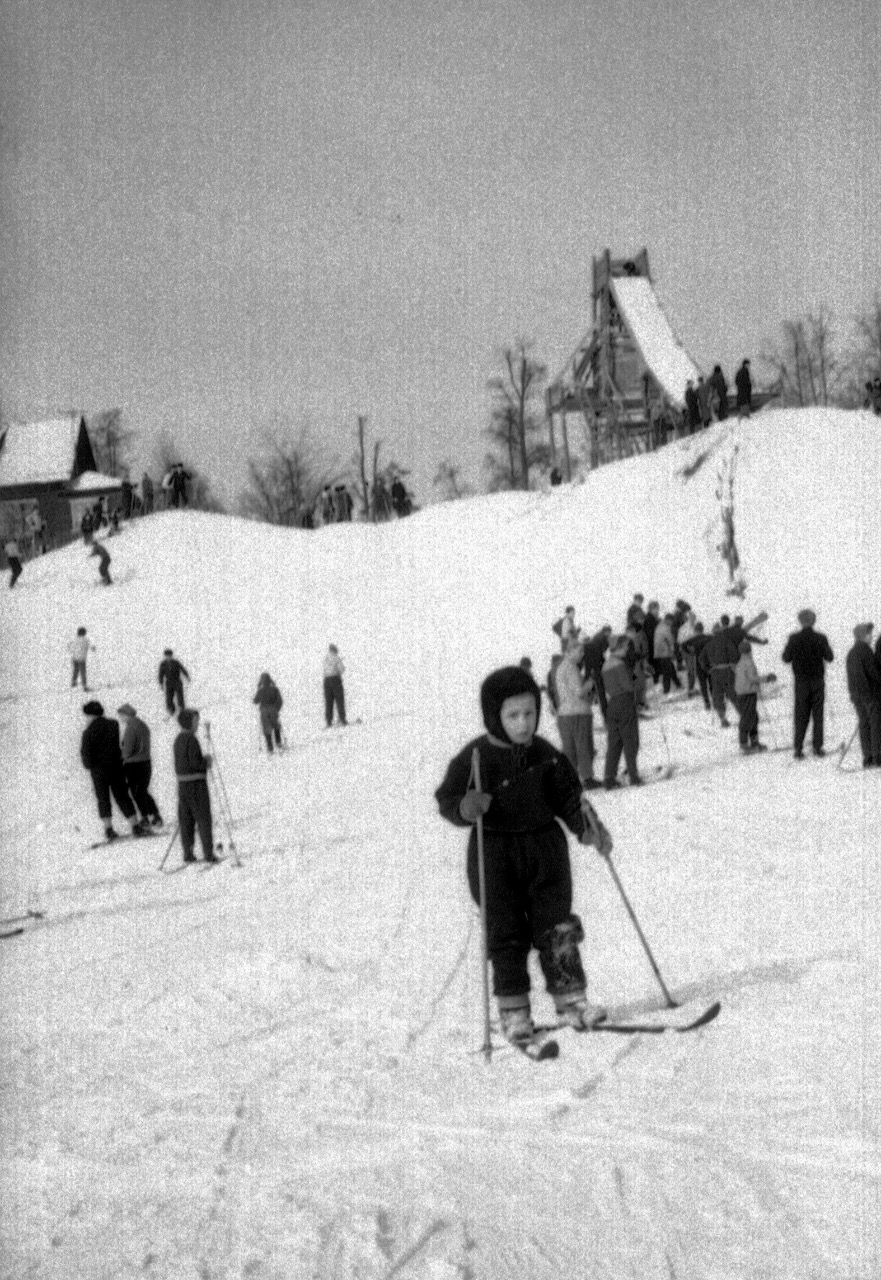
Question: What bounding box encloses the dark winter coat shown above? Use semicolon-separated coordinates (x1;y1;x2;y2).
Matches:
710;367;729;419
158;657;189;687
435;734;584;838
735;363;752;409
81;717;124;772
173;729;209;780
579;632;609;716
643;612;659;658
781;629;834;684
702;627;740;671
846;641;881;705
253;679;283;711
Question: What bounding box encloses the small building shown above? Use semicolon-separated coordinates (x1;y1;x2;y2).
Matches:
0;414;122;548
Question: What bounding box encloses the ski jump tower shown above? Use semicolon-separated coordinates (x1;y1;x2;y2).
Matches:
546;249;703;474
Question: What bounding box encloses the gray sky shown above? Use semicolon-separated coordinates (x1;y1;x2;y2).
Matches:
1;0;879;505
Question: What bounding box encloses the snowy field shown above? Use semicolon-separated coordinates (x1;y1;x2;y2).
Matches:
1;408;880;1280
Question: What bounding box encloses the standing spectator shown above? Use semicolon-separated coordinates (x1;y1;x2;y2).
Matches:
4;537;23;588
79;701;145;842
90;540;112;585
158;649;190;715
643;601;660;683
684;381;701;434
735;359;753;418
555;636;600;789
846;623;881;768
549;466;563;486
390;476;412;517
372;477;392;521
653;614;682;695
733;640;771;753
678;610;698;696
682;621;712;709
121;478;134;519
710;365;729;420
696;375;712;428
320;486;335;525
552;605;578;649
172;464;192;507
781;609;834;758
173;709;217;863
254;672;284;752
580;626;611;720
69;626;94;690
141;472;155;515
625;616;651;710
81;509;94;543
323;644;347;727
118;704;163;827
602;635;641;788
626;594;645;629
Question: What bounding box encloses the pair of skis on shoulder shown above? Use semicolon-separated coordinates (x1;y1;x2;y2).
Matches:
508;999;722;1062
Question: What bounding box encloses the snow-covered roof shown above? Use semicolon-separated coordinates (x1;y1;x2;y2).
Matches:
610;276;702;406
66;470;123;494
0;415;86;488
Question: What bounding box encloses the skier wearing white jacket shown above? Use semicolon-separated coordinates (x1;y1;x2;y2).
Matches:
554;638;599;788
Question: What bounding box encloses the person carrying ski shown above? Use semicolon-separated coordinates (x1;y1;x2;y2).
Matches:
80;701;146;843
781;609;834;758
555;636;600;789
118;704;163;827
173;709;218;863
435;665;612;1047
601;634;641;788
734;640;773;753
158;649;190;715
90;539;112;585
700;614;741;727
845;623;881;768
323;644;347;727
4;538;23;588
254;672;284;752
68;626;94;689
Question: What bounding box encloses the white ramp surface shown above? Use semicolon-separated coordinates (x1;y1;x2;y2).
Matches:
611;275;701;406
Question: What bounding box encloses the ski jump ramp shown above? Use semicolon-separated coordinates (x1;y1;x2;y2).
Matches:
609;275;700;407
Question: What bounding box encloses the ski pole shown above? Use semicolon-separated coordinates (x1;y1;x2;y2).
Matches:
472;747;493;1061
602;853;678;1008
159;823;179;871
837;725;858;770
204;723;241;865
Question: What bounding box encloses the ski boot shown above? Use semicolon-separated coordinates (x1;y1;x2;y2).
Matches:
555;990;607;1031
498;999;535;1047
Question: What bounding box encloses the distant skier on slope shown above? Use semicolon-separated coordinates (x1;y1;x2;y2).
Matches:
90;539;112;585
173;709;218;863
118;703;163;827
781;609;834;759
323;644;348;727
435;665;613;1048
253;672;284;753
158;649;190;716
80;701;147;843
68;626;95;690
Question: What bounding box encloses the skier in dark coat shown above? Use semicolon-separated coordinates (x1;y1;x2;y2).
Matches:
118;704;163;826
846;623;881;767
158;649;190;715
80;701;146;842
601;635;641;788
173;709;217;863
253;672;284;752
681;622;712;710
684;381;701;434
580;627;611;719
735;359;753;418
781;609;834;758
710;365;729;420
435;666;612;1047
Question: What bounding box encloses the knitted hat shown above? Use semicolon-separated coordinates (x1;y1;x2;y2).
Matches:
83;700;103;716
853;622;873;640
177;709;198;730
797;609;816;627
117;703;136;717
480;666;541;743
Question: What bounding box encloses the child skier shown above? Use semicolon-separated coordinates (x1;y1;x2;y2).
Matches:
733;640;771;753
435;665;613;1047
253;672;284;752
69;626;94;689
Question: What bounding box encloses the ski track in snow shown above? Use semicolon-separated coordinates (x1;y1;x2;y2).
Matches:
2;410;881;1279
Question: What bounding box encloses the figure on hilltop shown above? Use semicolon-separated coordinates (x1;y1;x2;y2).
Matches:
735;359;753;418
435;665;613;1049
158;649;190;716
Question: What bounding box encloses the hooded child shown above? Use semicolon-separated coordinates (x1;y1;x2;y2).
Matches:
435;665;612;1047
253;672;284;752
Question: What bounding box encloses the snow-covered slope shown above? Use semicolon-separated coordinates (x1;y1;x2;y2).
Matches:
1;408;879;1280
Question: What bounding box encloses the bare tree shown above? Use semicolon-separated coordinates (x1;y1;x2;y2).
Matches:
486;342;549;490
239;430;337;527
89;409;136;476
762;309;842;407
855;296;881;389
